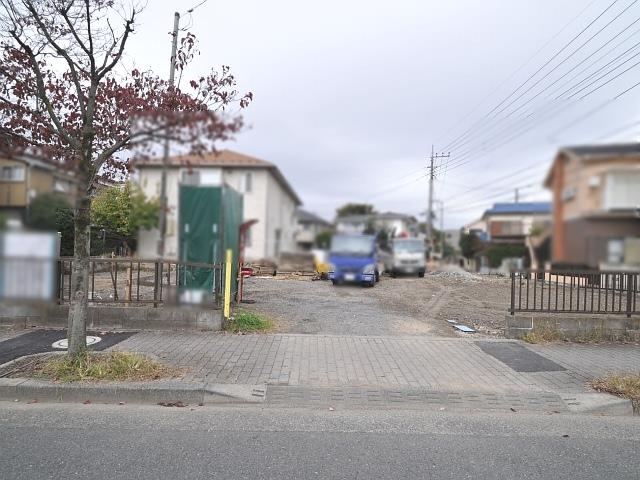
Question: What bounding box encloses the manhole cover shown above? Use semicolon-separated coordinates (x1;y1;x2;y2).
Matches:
52;336;102;350
475;341;565;372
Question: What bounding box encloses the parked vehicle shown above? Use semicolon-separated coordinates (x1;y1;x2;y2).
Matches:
328;234;380;287
386;238;426;277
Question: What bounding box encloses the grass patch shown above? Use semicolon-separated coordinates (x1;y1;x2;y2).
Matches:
37;350;180;383
227;310;273;333
522;327;565;344
590;373;640;410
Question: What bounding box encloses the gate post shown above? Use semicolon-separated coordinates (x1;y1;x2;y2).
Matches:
626;273;633;318
223;249;233;320
510;271;516;315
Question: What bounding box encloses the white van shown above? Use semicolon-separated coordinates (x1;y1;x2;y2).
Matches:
386;238;426;278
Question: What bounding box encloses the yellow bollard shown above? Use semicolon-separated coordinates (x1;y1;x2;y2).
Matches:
223;248;232;319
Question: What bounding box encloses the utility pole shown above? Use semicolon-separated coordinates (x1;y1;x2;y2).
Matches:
157;11;180;258
440;200;444;258
515;187;520;203
426;145;450;257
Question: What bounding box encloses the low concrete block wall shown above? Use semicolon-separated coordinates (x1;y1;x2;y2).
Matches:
505;313;640;340
0;303;222;331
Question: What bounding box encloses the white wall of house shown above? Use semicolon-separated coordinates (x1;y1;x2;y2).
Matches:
222;168;268;261
264;173;297;259
137;168;182;259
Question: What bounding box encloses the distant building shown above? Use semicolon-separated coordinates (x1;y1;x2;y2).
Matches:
482;202;552;244
335;212;417;236
544;143;640;269
0;155;77;225
444;228;462;255
135;149;302;261
463;218;488;241
294;209;332;251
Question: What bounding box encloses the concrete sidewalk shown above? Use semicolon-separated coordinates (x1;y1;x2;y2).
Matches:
115;332;639;393
99;331;637;414
1;330;637;414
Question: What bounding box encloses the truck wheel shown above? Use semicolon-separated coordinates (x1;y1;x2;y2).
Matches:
418;271;425;278
375;271;380;282
331;279;338;285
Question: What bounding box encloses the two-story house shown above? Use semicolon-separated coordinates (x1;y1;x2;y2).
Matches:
335;212;417;236
294;209;332;251
482;202;552;244
135;149;302;261
0;155;76;225
544;143;640;269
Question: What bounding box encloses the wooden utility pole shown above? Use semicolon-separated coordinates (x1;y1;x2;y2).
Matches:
426;146;450;256
157;11;180;258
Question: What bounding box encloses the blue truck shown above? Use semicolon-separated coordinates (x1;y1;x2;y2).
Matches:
328;234;380;287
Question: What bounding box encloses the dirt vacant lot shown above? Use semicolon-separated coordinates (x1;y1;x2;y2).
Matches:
241;268;512;337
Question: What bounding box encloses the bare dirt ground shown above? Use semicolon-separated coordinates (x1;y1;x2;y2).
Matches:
240;266;511;337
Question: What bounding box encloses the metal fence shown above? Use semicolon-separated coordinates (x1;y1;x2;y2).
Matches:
55;257;223;306
510;269;640;317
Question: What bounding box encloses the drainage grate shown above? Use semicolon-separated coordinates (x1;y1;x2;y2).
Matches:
475;341;566;373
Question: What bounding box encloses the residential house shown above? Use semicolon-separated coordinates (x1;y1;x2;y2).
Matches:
482;202;552;244
463;218;488;241
294;209;332;251
478;202;552;271
0;155;76;225
335;212;418;237
544;143;640;269
444;228;462;256
135;149;302;261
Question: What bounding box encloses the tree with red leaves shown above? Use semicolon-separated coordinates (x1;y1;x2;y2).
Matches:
0;0;252;356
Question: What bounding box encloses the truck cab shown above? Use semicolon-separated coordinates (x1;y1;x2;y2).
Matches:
387;238;426;277
328;234;379;287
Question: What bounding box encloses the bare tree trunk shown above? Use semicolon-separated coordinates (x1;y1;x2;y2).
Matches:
67;194;91;357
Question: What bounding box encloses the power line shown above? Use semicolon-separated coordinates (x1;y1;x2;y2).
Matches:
435;0;600;148
441;0;621;153
445;2;640;158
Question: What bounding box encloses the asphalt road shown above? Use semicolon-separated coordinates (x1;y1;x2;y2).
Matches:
1;402;639;479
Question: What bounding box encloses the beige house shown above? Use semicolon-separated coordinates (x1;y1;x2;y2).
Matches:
134;149;302;261
0;155;76;224
544;143;640;269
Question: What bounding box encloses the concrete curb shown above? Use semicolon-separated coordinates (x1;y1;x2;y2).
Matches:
0;378;265;406
0;378;634;416
562;393;635;416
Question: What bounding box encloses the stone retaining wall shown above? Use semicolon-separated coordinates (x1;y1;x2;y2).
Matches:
505;313;640;340
0;303;222;331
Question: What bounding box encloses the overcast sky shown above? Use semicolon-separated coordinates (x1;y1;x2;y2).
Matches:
125;0;640;227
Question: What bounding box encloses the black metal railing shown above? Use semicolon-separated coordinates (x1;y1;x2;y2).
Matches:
60;257;224;306
510;269;639;317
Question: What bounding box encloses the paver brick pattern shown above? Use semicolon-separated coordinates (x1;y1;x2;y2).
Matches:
113;332;640;394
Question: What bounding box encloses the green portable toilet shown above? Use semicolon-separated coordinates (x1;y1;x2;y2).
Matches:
178;185;243;301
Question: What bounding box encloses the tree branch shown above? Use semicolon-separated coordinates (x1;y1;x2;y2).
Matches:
21;0;87;117
96;10;135;80
10;32;80;150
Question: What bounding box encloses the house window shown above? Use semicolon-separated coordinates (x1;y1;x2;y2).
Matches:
274;228;282;257
243;172;252;193
181;170;200;186
53;178;70;193
605;172;640;210
607;239;624;265
1;165;25;182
